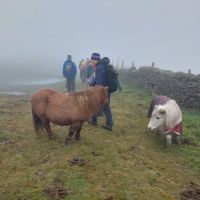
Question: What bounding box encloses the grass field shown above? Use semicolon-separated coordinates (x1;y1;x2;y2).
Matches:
0;82;200;200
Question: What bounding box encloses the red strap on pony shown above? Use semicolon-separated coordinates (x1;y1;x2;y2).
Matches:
165;122;183;135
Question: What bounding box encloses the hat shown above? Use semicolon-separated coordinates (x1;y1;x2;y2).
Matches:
91;53;100;61
67;55;72;60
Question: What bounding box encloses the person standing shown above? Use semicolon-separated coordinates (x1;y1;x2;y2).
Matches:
79;59;86;83
63;55;77;92
89;53;113;131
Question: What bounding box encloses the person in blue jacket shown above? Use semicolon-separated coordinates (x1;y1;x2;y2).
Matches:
63;55;77;92
89;52;113;131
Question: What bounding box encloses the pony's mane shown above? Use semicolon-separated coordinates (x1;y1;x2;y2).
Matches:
70;87;107;114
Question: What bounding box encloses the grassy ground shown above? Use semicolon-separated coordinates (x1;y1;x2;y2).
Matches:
0;82;200;200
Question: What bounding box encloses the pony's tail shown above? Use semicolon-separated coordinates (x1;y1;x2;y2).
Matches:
32;110;43;134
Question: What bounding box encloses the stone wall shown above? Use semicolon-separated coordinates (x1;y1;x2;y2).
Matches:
119;67;200;109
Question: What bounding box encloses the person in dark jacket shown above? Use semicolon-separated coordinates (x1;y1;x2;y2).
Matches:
89;53;113;131
63;55;77;92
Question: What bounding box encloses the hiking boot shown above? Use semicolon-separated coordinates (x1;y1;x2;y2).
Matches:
88;120;97;126
102;125;112;131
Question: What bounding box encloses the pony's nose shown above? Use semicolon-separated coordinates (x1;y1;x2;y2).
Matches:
147;125;152;130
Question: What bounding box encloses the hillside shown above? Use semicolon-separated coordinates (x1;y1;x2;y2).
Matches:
0;82;200;200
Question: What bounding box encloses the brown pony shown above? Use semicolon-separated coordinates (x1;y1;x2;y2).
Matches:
31;86;108;145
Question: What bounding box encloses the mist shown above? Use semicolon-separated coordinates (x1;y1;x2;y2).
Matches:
0;0;200;88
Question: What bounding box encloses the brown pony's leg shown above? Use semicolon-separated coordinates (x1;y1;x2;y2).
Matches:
43;121;53;139
75;123;83;141
66;123;80;145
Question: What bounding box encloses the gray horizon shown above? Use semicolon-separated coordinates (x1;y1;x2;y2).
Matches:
0;0;200;78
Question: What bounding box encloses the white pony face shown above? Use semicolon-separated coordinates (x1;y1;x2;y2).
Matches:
148;105;167;130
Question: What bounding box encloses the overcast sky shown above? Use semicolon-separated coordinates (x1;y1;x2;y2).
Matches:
0;0;200;74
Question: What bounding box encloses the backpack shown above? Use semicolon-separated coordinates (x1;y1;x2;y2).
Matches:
105;64;122;93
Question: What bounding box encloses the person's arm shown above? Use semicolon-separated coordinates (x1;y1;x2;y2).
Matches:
87;65;92;78
89;77;96;86
96;64;104;85
86;65;90;78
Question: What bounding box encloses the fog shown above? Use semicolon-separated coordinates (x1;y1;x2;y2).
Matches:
0;0;200;88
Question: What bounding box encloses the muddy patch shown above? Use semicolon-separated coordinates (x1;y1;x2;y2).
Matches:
69;157;86;166
44;179;69;200
105;196;113;200
181;138;198;147
91;151;101;157
0;140;12;145
181;182;200;200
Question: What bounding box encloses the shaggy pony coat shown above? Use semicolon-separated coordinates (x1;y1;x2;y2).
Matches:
31;86;108;145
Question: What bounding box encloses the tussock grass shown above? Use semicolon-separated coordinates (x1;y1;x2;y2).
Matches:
0;83;200;200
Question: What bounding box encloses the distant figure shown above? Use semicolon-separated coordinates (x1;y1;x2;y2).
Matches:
63;55;77;92
86;58;90;66
79;59;87;83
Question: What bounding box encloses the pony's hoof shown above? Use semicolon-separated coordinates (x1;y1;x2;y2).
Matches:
66;140;72;148
48;135;55;139
66;143;72;148
75;135;80;141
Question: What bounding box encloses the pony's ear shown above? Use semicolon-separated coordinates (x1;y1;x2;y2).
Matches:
159;108;166;115
154;105;158;109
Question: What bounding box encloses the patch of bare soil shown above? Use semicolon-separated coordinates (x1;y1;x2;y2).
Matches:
69;157;86;166
44;179;69;200
181;182;200;200
91;151;101;157
0;140;12;145
181;138;198;147
105;196;113;200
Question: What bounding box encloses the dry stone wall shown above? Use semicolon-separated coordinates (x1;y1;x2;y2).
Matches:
119;67;200;109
